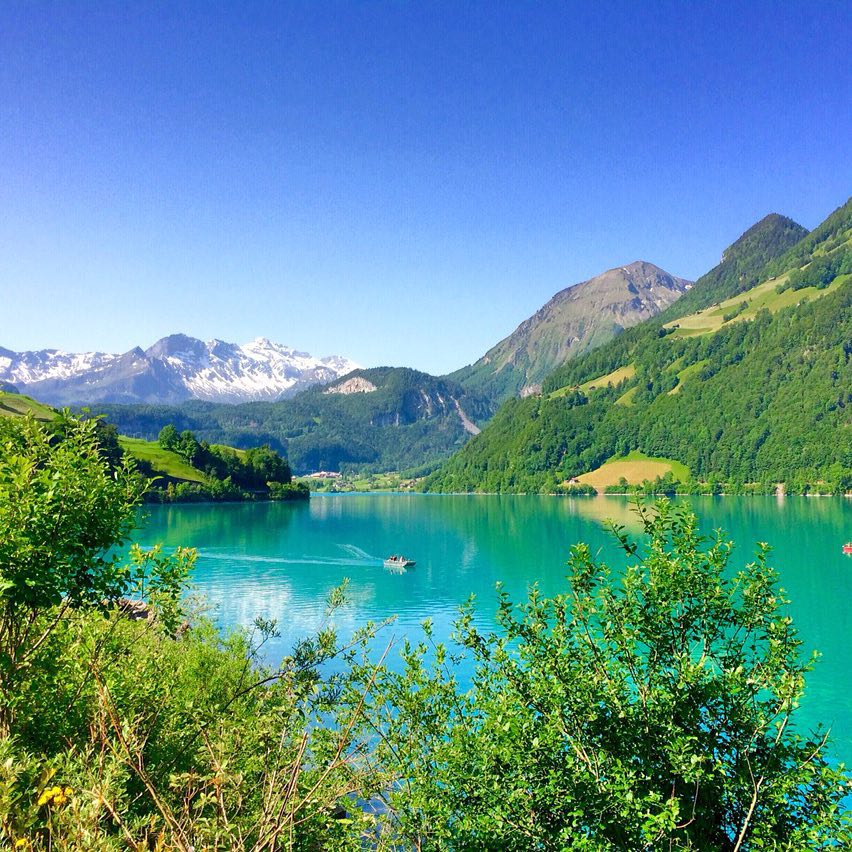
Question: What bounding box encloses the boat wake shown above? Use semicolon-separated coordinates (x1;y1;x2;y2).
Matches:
337;543;379;561
192;545;382;569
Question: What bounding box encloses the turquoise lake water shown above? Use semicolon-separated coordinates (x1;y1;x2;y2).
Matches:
134;494;852;764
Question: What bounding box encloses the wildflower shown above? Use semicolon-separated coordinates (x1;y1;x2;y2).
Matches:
36;785;72;807
15;839;30;849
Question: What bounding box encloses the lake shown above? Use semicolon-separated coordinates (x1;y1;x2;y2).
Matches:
134;494;852;764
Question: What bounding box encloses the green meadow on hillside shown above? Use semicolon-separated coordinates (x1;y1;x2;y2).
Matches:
575;450;690;492
0;391;55;421
667;272;847;337
117;436;207;483
548;363;636;399
667;359;709;395
425;198;852;495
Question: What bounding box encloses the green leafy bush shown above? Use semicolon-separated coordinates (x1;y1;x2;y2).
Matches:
0;416;385;850
2;416;849;849
359;501;851;849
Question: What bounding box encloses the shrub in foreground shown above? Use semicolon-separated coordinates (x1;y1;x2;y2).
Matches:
0;417;386;850
360;501;851;849
1;415;849;849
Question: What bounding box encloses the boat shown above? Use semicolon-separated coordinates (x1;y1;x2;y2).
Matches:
384;555;416;569
843;543;852;555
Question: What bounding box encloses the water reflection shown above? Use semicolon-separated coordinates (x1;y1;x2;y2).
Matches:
133;495;852;763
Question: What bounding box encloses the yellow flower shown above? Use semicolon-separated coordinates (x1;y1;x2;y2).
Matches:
37;785;71;806
15;839;30;849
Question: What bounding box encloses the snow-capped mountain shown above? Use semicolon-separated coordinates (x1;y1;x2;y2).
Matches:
0;335;359;405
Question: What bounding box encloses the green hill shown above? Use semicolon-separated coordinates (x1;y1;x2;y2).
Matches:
0;393;208;484
656;213;807;317
0;392;304;500
89;367;492;475
424;198;852;494
117;436;207;484
0;390;56;421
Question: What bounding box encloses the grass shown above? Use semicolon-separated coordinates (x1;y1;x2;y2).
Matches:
665;270;846;338
0;391;240;485
668;359;709;395
211;443;247;458
575;450;689;492
615;386;639;406
118;437;207;483
549;364;636;399
0;391;57;421
579;363;636;392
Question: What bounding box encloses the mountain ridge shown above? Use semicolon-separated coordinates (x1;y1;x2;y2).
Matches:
450;260;692;402
87;365;492;475
0;335;359;405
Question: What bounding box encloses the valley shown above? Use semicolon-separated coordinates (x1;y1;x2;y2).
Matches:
4;197;850;494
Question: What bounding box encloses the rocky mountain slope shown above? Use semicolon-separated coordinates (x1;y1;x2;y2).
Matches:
0;334;358;405
450;261;692;401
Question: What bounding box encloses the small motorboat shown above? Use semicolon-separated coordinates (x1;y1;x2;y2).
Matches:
843;543;852;555
384;555;416;569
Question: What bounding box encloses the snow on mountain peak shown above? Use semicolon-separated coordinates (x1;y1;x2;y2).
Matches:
0;336;360;406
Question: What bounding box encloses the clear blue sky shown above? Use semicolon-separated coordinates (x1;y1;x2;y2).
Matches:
1;1;850;374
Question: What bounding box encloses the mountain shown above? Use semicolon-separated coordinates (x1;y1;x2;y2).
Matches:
425;201;850;494
449;261;692;402
0;335;358;405
89;366;492;475
652;213;807;318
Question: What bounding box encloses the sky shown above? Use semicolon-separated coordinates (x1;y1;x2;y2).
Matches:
1;1;850;375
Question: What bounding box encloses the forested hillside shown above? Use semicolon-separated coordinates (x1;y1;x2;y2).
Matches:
655;213;807;317
91;367;492;475
425;198;852;494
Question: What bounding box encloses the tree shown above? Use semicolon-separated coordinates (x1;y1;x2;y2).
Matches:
91;419;125;469
177;429;201;463
157;423;179;451
245;443;291;487
0;416;191;734
365;501;851;849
